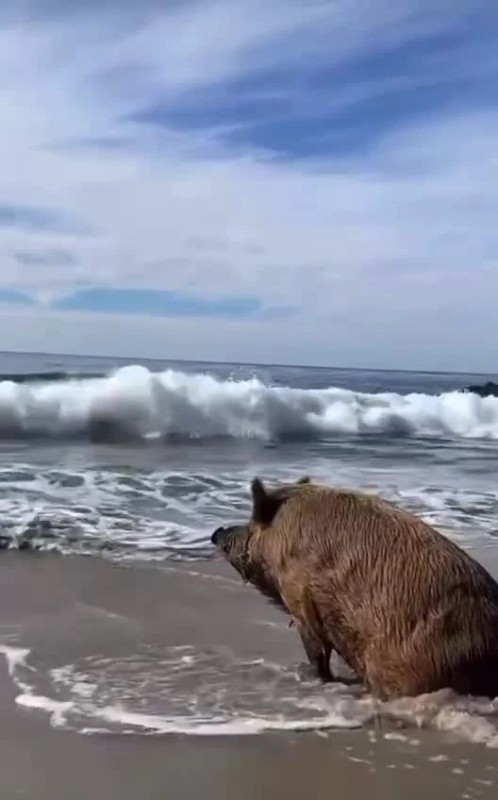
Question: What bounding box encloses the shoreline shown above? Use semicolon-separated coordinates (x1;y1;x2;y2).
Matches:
0;550;497;798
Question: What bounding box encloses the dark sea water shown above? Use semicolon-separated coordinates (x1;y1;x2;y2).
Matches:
1;350;498;559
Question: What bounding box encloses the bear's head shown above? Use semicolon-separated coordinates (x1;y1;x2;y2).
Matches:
211;476;310;584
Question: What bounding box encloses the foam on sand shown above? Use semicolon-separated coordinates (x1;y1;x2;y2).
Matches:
1;644;498;745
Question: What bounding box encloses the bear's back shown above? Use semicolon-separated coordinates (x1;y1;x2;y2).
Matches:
263;483;498;616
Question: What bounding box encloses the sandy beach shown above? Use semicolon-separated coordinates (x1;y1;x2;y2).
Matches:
0;548;497;799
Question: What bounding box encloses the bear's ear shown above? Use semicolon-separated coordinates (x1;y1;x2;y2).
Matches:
251;478;280;526
296;476;310;485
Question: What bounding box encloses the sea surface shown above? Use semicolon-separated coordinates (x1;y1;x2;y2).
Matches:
3;350;498;746
1;350;498;560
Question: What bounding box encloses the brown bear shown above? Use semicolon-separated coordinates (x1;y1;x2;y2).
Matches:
211;477;498;700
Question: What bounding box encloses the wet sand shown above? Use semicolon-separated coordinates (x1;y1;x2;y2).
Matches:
0;550;498;799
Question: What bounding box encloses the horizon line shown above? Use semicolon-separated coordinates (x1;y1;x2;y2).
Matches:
0;348;494;379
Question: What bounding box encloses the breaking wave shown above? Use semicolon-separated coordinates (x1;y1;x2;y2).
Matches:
0;364;497;442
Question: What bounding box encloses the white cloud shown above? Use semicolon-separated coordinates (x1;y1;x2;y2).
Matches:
0;0;497;369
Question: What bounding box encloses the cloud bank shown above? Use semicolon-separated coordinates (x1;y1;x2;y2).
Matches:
0;0;497;369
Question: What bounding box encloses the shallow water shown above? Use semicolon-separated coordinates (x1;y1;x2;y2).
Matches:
2;555;498;750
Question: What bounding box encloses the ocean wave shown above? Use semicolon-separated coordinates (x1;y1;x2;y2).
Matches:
0;364;497;442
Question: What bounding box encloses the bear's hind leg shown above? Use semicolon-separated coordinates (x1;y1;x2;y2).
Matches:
295;621;333;682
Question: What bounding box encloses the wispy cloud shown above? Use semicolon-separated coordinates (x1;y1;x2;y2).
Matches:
14;248;77;267
0;204;70;232
54;287;267;318
0;0;497;368
0;289;34;307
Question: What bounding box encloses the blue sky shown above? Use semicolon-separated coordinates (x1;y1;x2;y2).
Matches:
0;0;498;370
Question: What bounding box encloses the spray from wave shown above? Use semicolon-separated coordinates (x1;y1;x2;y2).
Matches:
0;365;497;442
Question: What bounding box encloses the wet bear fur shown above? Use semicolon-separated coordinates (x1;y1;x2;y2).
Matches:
212;477;498;700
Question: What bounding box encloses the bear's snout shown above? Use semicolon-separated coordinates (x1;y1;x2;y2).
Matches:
211;524;247;549
211;526;226;546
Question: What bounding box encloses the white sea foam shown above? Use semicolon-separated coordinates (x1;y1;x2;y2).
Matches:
2;644;498;746
0;365;497;441
0;460;497;557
